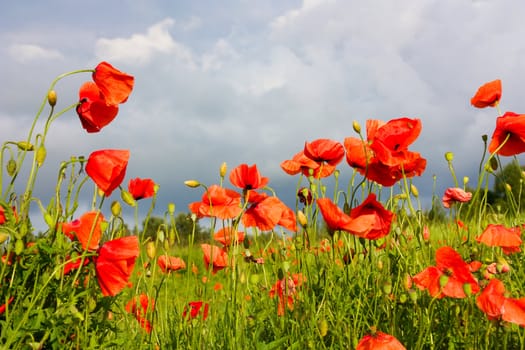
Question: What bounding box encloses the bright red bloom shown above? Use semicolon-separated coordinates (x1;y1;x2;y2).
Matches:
269;273;305;316
76;82;119;133
229;164;269;190
95;236;139;296
126;294;155;333
86;149;129;196
476;278;525;326
183;301;209;320
128;178;156;200
356;331;406;350
476;224;522;254
242;191;297;232
344;118;426;186
61;211;105;251
92;61;134;106
201;244;229;274
214;227;245;246
349;193;395;240
470;79;502;108
188;185;242;219
488;112;525;156
281;139;344;179
442;188;472;208
157;255;186;273
412;246;479;299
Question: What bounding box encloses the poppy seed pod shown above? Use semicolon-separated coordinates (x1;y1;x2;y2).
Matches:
47;90;57;107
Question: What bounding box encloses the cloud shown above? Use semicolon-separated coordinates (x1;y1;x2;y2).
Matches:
7;44;63;63
95;18;196;67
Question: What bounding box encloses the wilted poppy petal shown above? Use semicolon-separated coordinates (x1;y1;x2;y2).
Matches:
96;236;139;296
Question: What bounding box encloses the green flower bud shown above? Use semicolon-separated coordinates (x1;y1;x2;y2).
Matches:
410;184;419;197
16;141;34;151
121;190;136;207
445;152;454;162
168;203;175;214
14;239;24;255
47;90;57;107
184;180;200;188
0;232;9;244
6;159;16;176
36;145;46;167
219;162;227;178
111;201;122;216
352;120;362;134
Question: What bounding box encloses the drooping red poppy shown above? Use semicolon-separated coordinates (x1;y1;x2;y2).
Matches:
188;185;242;220
229;164;269;191
269;273;305;316
76;82;119;133
213;227;245;246
126;294;155;333
61;211;105;251
412;246;479;299
157;255;186;273
487;112;525;156
128;178;157;200
356;331;406;350
349;193;395;240
242;191;297;232
183;301;209;320
86;149;130;197
476;224;522;254
201;244;229;274
95;235;139;296
442;187;473;208
470;79;502;108
92;61;134;106
344;118;426;186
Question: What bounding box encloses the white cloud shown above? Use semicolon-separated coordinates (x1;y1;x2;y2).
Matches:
271;0;333;29
95;18;196;67
7;44;63;63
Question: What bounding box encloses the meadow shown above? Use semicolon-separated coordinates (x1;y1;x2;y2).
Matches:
0;64;524;349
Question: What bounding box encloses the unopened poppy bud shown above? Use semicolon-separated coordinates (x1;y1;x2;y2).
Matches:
439;274;449;288
463;283;472;297
377;260;383;270
16;141;34;151
408;289;418;303
463;176;469;185
496;257;510;273
0;232;9;244
219;162;227;178
444;152;454;162
44;213;54;228
14;239;24;255
168;203;175;214
36;145;46;167
6;159;16;176
352;120;362;134
111;201;121;216
382;281;392;295
318;319;328;337
184;180;200;188
505;183;512;192
490;157;498;171
399;293;408;304
47;90;57;107
121;190;136;207
146;241;156;260
297;210;308;227
157;230;165;242
410;184;419;197
481;134;488;142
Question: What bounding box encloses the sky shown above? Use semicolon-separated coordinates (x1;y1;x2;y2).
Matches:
2;0;525;228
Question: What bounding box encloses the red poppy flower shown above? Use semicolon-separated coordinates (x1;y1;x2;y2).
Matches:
242;191;297;232
303;138;345;176
126;294;155;333
128;178;156;200
269;273;305;316
442;188;472;208
201;244;229;274
63;255;90;275
85;149;129;197
183;301;209;320
476;278;506;320
188;185;242;220
76;82;119;133
214;227;245;246
281;150;323;177
356;331;406;350
502;297;525;327
476;224;522;254
157;255;186;273
0;296;14;315
229;163;269;191
470;79;502;108
349;193;395;240
344;118;426;186
412;246;479;299
95;235;139;296
488;112;525;156
61;211;105;251
92;61;134;106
